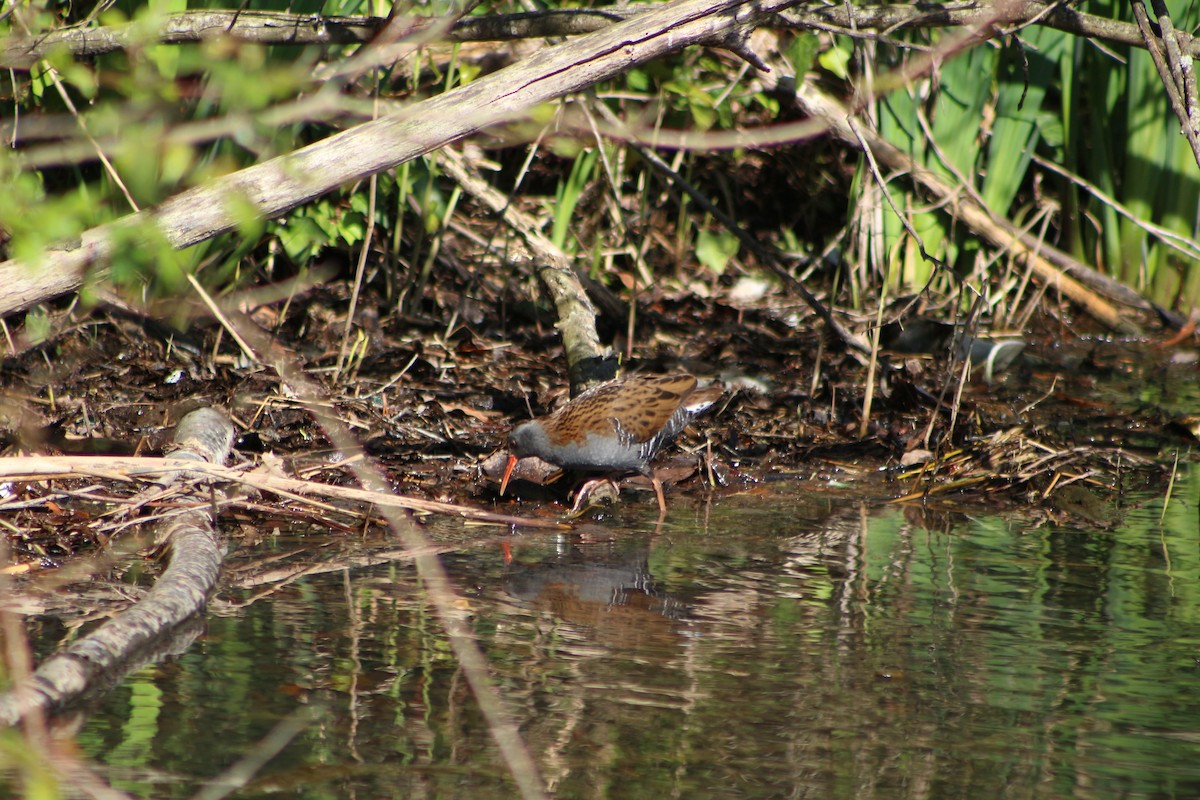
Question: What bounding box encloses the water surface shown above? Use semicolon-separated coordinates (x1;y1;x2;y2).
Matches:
7;466;1200;799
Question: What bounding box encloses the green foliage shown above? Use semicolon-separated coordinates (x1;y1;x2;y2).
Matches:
275;193;368;264
869;2;1199;306
1072;0;1200;301
0;172;100;265
786;33;822;78
23;307;52;346
818;36;852;80
872;26;1067;289
0;0;337;299
0;0;825;312
0;730;61;800
106;217;192;292
663;67;735;131
550;148;600;252
695;226;739;275
4;0;1195;316
982;26;1067;215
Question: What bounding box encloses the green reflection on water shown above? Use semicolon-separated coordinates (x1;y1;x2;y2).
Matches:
13;466;1199;799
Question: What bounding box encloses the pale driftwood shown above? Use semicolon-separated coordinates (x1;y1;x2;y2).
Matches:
0;407;234;726
0;0;797;317
157;407;238;484
0;454;570;529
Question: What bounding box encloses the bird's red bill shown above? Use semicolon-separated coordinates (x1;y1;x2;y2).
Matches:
500;454;519;495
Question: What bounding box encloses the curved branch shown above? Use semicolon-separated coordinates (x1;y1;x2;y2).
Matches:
1130;0;1200;168
0;408;234;726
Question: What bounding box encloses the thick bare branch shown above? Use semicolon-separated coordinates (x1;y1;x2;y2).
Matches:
0;0;797;316
435;149;615;393
3;2;1196;68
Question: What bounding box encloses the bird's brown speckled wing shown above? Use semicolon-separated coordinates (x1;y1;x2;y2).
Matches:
547;374;698;445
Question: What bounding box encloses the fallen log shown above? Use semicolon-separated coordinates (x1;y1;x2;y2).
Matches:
0;407;233;726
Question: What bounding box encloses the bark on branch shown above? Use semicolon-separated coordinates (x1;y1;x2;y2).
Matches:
2;2;1192;68
1129;0;1200;169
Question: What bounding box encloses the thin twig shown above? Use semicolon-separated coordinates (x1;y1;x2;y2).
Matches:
0;455;569;530
1031;157;1200;262
186;273;258;362
338;96;381;381
43;64;138;212
848;116;944;271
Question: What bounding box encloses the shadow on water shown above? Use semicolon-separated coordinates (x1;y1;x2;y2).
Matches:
8;465;1200;799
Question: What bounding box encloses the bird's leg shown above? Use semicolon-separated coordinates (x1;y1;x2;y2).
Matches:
651;474;667;520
